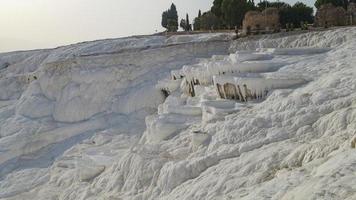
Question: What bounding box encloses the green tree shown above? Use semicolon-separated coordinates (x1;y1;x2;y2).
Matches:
199;11;223;30
180;14;192;31
292;2;314;25
168;3;178;31
281;2;313;28
194;10;202;30
257;1;290;10
161;11;168;29
180;19;187;30
186;14;191;31
168;4;178;23
167;19;178;32
161;3;179;32
211;0;224;18
221;0;252;28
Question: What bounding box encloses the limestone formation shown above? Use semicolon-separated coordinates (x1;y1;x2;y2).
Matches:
224;83;239;100
0;62;10;70
214;77;307;102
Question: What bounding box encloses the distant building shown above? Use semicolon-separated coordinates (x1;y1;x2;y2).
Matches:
315;3;348;27
242;8;280;34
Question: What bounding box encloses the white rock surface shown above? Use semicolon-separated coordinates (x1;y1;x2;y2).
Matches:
0;29;355;200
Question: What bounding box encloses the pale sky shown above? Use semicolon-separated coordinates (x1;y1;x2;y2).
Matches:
0;0;313;53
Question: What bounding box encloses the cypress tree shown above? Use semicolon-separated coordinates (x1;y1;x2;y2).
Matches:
161;3;179;32
194;10;202;31
211;0;224;18
186;14;191;31
161;11;168;29
168;3;179;32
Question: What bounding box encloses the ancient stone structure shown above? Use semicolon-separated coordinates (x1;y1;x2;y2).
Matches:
348;3;356;25
243;8;280;34
315;3;348;27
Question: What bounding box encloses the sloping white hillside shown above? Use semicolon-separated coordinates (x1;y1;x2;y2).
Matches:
0;33;233;199
0;28;355;200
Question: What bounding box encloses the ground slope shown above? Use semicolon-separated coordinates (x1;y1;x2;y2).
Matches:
0;28;355;200
0;33;232;199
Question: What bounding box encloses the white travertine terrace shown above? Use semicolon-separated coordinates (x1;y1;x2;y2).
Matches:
0;28;355;200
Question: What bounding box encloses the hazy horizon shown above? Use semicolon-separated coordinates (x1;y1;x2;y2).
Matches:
0;0;314;53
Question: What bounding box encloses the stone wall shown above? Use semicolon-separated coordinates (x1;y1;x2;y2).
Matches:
348;3;356;25
315;3;348;27
242;8;280;33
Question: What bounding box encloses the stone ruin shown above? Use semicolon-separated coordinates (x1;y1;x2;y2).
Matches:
315;3;348;27
348;3;356;25
242;8;280;34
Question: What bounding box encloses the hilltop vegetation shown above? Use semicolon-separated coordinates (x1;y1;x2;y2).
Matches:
161;0;355;32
